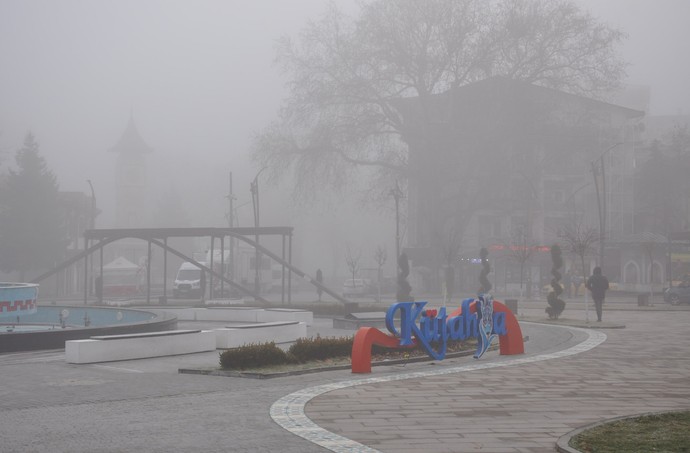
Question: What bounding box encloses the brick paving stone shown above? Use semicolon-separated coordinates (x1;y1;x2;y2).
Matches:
305;309;690;452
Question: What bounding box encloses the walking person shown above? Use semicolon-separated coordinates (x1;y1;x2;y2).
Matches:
586;266;609;322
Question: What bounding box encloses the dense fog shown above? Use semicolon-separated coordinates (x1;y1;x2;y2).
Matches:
1;0;689;286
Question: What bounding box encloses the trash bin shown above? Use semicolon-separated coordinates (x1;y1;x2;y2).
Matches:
637;294;649;306
505;299;518;315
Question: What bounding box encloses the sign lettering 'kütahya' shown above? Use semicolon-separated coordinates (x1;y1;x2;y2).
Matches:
351;295;524;373
386;295;504;360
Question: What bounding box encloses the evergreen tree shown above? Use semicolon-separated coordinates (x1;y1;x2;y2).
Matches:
0;133;65;280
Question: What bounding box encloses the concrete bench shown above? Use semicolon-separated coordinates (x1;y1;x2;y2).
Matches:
257;308;314;325
215;321;307;349
65;329;216;364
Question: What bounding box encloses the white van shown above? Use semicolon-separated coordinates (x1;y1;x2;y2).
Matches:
173;262;204;298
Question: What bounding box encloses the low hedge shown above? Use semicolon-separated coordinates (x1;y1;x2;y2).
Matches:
219;334;471;370
219;335;354;370
219;342;291;370
288;335;353;362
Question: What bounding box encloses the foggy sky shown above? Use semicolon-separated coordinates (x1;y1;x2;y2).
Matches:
1;0;689;278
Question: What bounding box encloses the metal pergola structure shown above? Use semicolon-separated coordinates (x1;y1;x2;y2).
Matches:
31;227;349;305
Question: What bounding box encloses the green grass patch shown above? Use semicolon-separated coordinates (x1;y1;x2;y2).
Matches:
570;411;690;453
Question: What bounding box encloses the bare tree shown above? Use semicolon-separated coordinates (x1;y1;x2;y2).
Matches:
373;246;387;302
639;236;667;304
253;0;626;203
345;245;362;284
559;219;599;321
503;226;537;299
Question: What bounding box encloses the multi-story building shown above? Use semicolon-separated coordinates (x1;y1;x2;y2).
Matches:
396;76;644;293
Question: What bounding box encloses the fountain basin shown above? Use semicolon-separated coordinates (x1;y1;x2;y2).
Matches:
1;283;177;352
1;306;177;353
0;282;39;319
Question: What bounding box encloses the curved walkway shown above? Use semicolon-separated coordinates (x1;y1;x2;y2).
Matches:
300;310;690;452
271;326;606;452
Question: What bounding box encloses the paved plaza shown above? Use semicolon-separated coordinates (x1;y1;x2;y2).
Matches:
0;301;689;452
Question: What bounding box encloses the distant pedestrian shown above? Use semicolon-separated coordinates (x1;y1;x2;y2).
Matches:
586;266;609;322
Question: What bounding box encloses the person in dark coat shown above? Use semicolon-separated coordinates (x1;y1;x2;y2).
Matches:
586;266;609;322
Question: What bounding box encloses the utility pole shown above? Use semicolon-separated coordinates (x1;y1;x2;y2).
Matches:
591;159;604;269
250;167;267;300
86;180;96;300
227;172;234;283
390;181;404;270
87;180;96;229
591;142;622;271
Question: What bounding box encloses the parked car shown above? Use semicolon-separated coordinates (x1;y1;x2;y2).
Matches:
342;278;372;298
663;284;690;305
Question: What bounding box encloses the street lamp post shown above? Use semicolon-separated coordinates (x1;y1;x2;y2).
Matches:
390;181;404;265
564;181;592;215
591;142;623;271
87;180;96;229
250;167;267;300
226;171;235;291
86;180;96;303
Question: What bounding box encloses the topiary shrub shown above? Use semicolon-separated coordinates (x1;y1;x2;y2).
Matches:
545;244;566;319
219;341;291;370
287;335;353;362
396;252;413;302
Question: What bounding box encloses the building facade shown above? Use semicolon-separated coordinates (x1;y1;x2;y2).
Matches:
397;77;644;294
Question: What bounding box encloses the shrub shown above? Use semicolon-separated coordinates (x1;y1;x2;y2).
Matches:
219;341;291;370
288;335;353;362
218;335;472;370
